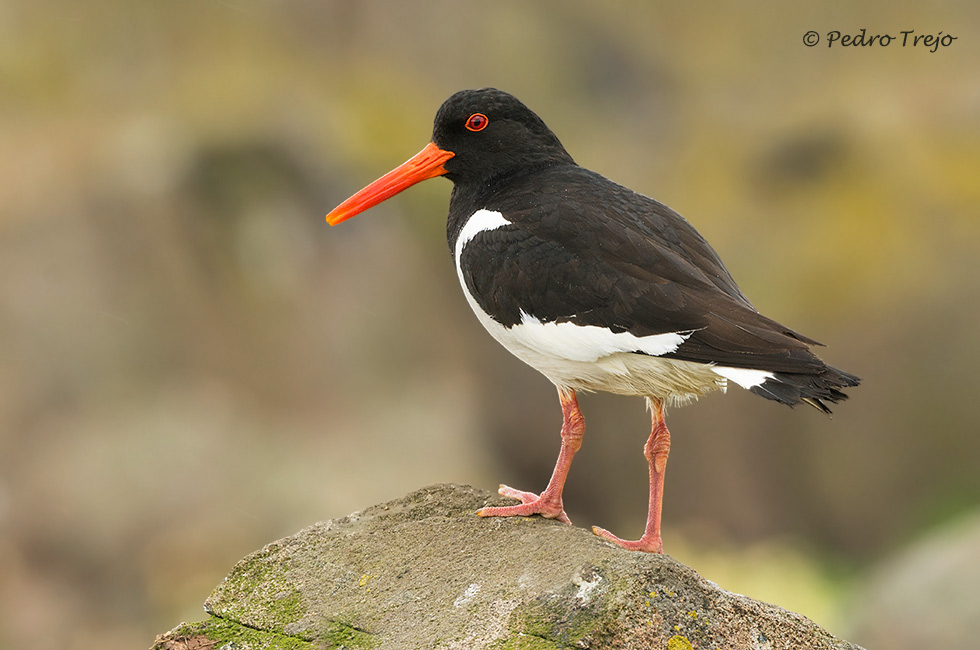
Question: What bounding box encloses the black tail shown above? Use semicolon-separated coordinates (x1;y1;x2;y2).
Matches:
749;365;861;415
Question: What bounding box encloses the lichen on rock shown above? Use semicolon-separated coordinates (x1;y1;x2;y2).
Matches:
152;484;864;650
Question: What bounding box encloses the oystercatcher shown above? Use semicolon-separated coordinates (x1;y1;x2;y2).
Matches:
326;88;859;553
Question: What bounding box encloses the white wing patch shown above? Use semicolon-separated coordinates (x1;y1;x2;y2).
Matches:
710;366;774;389
517;311;690;362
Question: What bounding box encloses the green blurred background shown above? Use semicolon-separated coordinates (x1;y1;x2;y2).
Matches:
2;1;978;648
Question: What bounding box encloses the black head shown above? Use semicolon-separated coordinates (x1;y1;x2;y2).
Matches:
432;89;575;187
325;89;574;226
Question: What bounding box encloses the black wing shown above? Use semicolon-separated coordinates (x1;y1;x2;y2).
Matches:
461;165;827;375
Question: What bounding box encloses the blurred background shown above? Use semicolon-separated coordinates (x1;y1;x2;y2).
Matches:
1;1;978;648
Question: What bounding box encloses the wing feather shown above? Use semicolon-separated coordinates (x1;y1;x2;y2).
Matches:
459;166;827;375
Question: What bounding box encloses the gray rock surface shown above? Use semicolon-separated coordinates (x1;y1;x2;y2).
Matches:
153;484;863;649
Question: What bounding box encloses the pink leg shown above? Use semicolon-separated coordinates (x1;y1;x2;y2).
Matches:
477;387;584;525
592;398;670;553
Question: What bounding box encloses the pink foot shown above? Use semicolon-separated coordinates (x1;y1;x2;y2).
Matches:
591;525;664;553
477;484;572;525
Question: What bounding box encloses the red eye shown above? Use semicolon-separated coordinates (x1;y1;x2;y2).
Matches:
465;113;489;132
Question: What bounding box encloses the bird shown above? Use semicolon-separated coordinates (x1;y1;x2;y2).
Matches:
325;88;859;553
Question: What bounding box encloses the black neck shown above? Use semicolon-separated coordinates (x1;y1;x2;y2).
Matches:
445;160;577;255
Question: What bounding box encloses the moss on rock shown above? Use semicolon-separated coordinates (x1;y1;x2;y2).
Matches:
154;484;864;650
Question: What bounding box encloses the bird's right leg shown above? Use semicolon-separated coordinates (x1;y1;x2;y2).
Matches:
476;386;584;525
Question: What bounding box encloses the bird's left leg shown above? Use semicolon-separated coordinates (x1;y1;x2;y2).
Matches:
477;386;584;525
592;398;670;553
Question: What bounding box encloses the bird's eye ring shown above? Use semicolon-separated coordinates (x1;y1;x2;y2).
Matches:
465;113;489;132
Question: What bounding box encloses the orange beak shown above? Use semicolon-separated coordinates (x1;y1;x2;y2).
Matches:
326;142;455;225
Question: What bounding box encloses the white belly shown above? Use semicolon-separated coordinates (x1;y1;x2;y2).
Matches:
462;298;728;401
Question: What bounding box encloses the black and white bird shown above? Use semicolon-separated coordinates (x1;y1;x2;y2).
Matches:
326;88;859;553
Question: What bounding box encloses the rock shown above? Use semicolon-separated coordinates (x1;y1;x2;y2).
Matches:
152;484;863;650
